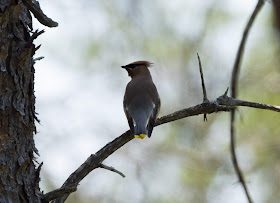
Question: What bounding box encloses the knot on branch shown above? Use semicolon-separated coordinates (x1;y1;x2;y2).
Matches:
217;94;238;107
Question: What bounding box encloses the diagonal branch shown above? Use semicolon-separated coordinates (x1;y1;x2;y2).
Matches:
230;1;265;203
46;93;279;202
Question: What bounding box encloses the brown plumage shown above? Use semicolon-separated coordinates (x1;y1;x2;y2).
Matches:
122;61;160;139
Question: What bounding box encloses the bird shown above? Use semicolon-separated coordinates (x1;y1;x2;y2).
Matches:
122;61;160;139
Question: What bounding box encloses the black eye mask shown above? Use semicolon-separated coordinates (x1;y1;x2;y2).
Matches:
121;64;139;69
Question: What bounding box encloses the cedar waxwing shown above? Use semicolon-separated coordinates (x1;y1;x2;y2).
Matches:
122;61;161;139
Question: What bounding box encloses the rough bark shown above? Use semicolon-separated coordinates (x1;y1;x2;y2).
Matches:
0;1;42;202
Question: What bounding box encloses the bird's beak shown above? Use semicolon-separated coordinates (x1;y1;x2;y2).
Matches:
121;66;126;69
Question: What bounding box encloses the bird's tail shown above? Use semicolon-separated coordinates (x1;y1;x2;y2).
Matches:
134;116;148;139
134;123;147;139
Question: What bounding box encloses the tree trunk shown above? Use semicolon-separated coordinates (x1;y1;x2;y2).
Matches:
0;1;42;202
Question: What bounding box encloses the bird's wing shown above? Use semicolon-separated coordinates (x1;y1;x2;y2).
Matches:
123;96;135;135
147;91;161;137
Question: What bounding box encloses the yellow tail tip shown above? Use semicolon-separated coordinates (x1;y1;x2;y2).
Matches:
134;134;146;139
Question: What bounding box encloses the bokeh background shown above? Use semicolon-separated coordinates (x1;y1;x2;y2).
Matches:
33;0;280;202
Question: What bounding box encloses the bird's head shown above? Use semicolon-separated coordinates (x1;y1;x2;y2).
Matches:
121;61;153;78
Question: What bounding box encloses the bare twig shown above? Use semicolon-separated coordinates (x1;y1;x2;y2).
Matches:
231;111;252;201
48;93;279;202
223;87;229;96
100;164;126;178
197;53;208;102
33;56;44;62
26;29;45;48
230;1;265;203
197;53;209;121
22;0;58;28
231;0;265;98
35;44;41;51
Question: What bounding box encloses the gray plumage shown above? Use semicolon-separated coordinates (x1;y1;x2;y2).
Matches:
122;61;160;138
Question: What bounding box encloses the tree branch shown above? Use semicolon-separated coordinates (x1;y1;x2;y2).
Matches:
230;1;265;203
46;93;279;202
22;0;58;28
100;164;126;178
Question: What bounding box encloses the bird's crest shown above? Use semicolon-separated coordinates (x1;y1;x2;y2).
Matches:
122;61;153;69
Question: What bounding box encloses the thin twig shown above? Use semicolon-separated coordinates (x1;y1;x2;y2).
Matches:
231;111;252;201
26;29;45;48
49;93;279;202
100;164;126;178
197;53;208;121
33;56;44;62
223;87;229;96
22;0;58;27
30;30;45;42
35;44;41;51
230;1;265;203
231;0;265;97
197;53;208;102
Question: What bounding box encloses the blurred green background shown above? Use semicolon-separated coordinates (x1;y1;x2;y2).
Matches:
34;0;280;202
